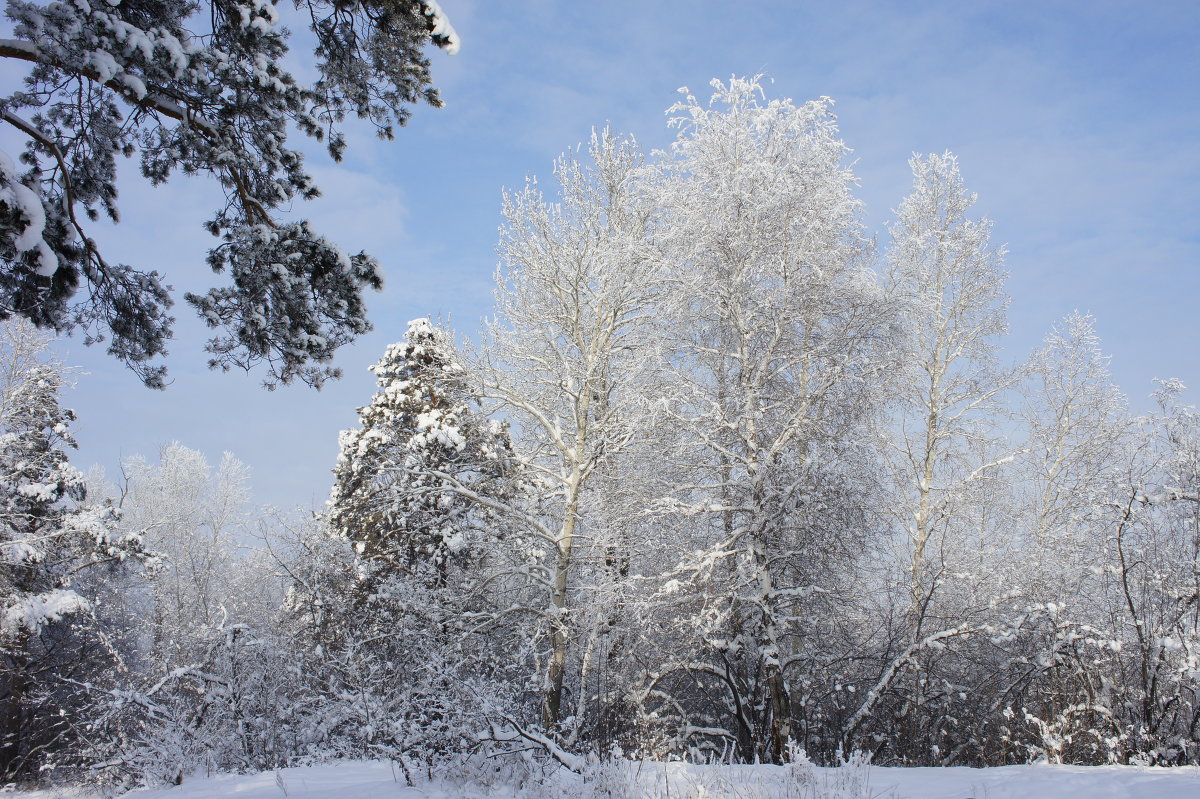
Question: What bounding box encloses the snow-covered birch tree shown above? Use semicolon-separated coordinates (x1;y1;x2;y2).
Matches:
1019;313;1130;567
644;77;893;764
884;151;1012;639
478;129;661;738
113;443;252;668
1097;379;1200;763
852;152;1014;763
992;313;1134;762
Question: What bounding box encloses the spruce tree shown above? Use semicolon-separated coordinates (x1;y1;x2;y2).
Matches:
0;322;142;779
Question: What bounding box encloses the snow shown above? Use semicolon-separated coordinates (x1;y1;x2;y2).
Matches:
2;588;90;636
0;152;43;246
6;182;46;254
88;48;121;83
1;538;41;563
119;72;147;100
9;761;1199;799
19;481;60;501
415;409;467;451
875;763;1200;798
30;240;57;275
0;149;59;275
423;0;460;55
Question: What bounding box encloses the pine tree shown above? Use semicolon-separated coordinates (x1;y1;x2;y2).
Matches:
0;0;459;388
330;317;513;587
286;320;521;776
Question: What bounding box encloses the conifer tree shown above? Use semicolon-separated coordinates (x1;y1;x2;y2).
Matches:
298;320;520;774
0;0;459;387
0;320;143;778
329;317;513;586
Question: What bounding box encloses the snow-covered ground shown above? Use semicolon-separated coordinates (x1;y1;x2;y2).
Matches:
10;760;1200;799
873;763;1200;798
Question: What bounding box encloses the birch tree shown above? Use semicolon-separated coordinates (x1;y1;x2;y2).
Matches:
1099;380;1200;763
478;129;660;737
645;77;893;764
115;443;251;669
1020;313;1130;565
834;152;1015;764
884;152;1012;639
996;313;1133;762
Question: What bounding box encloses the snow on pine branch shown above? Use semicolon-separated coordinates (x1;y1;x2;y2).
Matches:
0;0;457;388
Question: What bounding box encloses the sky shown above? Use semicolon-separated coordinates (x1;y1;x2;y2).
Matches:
12;0;1199;509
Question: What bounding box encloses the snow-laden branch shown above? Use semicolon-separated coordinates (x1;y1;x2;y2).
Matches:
486;717;585;772
841;624;982;746
0;39;219;138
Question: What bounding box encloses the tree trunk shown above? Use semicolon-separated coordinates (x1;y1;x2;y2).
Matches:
542;471;582;733
0;630;30;779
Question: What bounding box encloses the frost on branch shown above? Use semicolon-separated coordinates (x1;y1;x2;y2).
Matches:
187;221;382;389
0;0;457;388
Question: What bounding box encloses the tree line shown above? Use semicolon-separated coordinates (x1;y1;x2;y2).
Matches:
0;77;1197;788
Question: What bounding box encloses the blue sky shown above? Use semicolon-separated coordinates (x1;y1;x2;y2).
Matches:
27;0;1200;509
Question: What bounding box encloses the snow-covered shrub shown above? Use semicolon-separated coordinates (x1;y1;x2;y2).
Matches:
278;505;526;781
72;615;302;788
559;750;890;799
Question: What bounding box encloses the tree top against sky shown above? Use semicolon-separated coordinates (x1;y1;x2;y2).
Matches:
6;0;1193;511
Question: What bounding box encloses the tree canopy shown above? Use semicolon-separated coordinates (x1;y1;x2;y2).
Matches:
0;0;459;388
